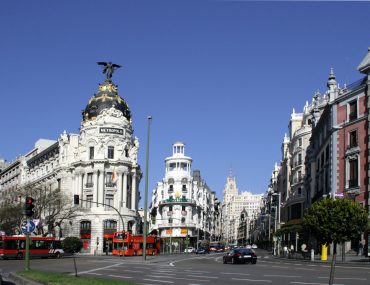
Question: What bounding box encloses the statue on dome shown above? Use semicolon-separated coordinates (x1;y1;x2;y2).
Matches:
97;62;121;81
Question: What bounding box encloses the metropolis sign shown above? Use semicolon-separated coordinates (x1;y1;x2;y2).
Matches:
99;127;124;135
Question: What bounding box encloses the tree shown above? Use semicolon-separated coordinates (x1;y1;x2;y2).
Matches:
62;236;83;277
0;203;23;235
14;185;80;236
303;198;368;284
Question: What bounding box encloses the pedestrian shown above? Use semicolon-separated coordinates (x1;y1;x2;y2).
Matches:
358;241;363;256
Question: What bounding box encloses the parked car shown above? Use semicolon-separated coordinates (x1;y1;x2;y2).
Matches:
184;247;195;253
223;248;257;264
195;247;210;254
251;244;258;249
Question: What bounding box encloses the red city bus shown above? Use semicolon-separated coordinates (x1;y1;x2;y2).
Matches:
0;235;64;260
112;231;160;256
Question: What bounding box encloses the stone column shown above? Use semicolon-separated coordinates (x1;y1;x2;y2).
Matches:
131;172;137;210
116;171;123;210
79;173;84;203
99;170;105;207
93;170;99;208
122;172;128;209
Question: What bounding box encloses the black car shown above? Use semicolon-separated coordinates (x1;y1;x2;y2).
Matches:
223;248;257;264
195;247;210;254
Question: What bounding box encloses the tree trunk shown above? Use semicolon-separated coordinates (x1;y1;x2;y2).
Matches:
73;253;78;277
329;242;337;285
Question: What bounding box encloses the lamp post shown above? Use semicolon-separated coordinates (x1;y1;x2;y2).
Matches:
143;116;152;261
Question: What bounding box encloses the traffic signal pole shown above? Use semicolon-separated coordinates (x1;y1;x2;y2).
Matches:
25;231;30;271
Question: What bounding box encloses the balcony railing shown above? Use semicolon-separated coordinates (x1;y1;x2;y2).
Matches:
85;183;94;188
348;179;358;188
105;182;116;187
159;198;196;206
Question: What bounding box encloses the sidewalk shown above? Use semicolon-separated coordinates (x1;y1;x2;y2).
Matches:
271;250;370;264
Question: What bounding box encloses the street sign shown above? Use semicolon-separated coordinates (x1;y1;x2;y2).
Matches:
21;220;35;234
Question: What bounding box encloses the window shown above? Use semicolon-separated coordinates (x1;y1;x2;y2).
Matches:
86;173;93;188
86;195;93;208
182;206;186;211
105;194;114;210
108;146;114;159
125;148;129;157
106;172;115;187
169;163;176;171
169;206;173;211
349;101;357;121
298;153;302;165
104;220;117;230
182;184;187;192
168;185;174;193
349;158;358;188
168;218;173;224
298;138;302;147
181;217;185;223
89;147;94;159
349;130;358;148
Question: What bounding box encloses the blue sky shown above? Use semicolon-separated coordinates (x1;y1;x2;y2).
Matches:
1;0;369;206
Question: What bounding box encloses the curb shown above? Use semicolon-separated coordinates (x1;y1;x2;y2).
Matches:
270;255;370;265
7;272;42;285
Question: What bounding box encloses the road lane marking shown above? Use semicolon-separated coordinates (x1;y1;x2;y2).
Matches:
108;274;133;279
318;276;366;280
271;265;290;269
290;282;344;285
264;274;302;278
146;275;210;282
232;278;272;282
187;275;218;279
220;272;250;276
295;268;315;271
143;279;174;283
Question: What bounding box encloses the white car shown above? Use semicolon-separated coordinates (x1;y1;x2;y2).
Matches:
252;244;258;249
184;247;195;253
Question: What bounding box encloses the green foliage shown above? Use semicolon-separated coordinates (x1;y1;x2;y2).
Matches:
62;236;83;254
303;198;368;244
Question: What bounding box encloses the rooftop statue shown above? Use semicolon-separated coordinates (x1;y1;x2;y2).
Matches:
97;61;121;81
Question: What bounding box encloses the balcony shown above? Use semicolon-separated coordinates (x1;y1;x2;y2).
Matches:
348;179;359;189
105;182;116;187
159;198;196;206
85;183;94;188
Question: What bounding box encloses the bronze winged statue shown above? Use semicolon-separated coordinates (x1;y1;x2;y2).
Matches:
97;62;121;81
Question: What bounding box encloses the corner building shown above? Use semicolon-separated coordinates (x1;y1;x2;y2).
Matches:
20;73;142;254
149;142;219;252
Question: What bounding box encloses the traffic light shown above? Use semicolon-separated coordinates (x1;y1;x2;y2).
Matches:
74;194;80;205
25;196;35;217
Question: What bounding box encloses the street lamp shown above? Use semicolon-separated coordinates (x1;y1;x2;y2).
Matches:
143;116;152;261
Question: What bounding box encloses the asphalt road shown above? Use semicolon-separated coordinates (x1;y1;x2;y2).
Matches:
1;250;370;285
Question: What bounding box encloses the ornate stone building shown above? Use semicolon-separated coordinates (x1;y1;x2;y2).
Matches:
149;142;219;251
0;64;142;254
222;173;263;245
